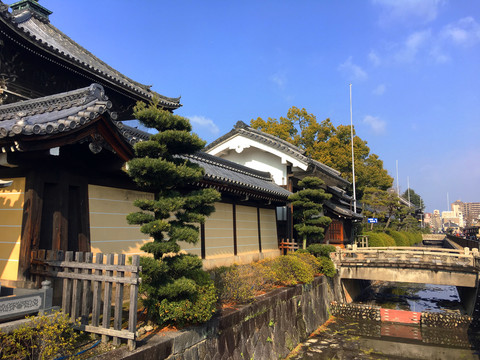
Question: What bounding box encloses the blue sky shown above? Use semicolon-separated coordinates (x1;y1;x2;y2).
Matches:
42;0;479;213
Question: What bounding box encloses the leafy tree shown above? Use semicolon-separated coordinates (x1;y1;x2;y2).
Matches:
126;99;221;326
251;106;393;198
288;177;332;249
401;188;425;211
361;187;411;230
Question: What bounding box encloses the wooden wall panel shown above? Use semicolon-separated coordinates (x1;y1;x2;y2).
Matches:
204;202;234;258
236;205;259;254
0;178;25;280
88;185;153;256
259;208;278;251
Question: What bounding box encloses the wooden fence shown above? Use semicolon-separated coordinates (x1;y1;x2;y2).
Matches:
279;238;299;254
30;250;141;350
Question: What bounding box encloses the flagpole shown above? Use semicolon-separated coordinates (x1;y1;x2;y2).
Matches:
407;176;411;207
350;84;357;213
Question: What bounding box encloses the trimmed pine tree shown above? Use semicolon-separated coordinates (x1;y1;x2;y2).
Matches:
126;99;221;326
289;176;332;249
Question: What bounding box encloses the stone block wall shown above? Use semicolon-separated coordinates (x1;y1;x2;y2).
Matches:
330;301;381;322
99;275;335;360
421;311;471;328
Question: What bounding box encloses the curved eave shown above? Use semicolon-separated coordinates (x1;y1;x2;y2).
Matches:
193;178;290;204
0;115;134;161
0;6;181;109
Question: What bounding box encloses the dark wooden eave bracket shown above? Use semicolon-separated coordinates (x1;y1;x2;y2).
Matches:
7;115;134;161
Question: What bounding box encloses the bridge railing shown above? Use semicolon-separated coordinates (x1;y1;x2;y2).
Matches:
330;246;480;269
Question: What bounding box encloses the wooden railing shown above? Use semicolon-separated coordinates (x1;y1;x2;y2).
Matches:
330;246;480;270
279;238;299;254
30;250;141;350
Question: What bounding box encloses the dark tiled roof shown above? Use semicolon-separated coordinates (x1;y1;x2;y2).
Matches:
0;83;142;147
0;1;181;109
327;185;353;202
324;200;363;220
187;152;292;201
205;121;349;186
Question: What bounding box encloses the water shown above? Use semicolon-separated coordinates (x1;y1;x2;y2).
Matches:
357;282;464;314
287;281;480;359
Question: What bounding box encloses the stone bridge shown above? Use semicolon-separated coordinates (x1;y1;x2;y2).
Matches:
331;246;480;316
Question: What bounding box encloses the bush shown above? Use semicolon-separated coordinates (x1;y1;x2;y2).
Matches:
0;311;80;360
405;232;422;245
317;257;336;277
291;252;322;273
386;230;409;246
306;244;337;258
378;232;396;247
365;232;385;247
268;254;315;286
156;283;217;327
212;264;262;304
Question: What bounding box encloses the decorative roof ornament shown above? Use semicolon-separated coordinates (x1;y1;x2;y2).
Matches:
0;179;13;188
10;0;51;23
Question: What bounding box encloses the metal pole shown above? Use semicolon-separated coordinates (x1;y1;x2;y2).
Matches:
350;84;357;213
407;176;411;207
396;160;399;196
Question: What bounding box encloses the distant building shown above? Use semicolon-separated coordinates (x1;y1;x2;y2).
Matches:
431;210;442;233
447;200;480;227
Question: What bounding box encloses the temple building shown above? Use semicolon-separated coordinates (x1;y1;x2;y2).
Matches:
0;0;289;286
205;121;363;247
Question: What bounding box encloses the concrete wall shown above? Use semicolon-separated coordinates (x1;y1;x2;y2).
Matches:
337;266;477;287
0;177;24;280
88;185;154;256
98;275;335;360
89;190;280;269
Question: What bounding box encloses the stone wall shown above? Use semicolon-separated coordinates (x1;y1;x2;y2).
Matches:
421;312;471;328
99;275;335;360
330;302;381;321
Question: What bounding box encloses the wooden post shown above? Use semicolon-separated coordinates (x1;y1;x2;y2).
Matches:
71;252;83;321
81;252;93;325
102;254;114;344
91;253;103;329
62;251;73;315
113;254;125;346
128;255;140;351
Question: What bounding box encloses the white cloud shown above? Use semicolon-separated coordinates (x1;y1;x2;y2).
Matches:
188;115;220;135
441;17;480;47
373;84;386;95
395;30;431;63
363;115;386;135
270;71;287;90
372;0;444;26
338;57;368;81
368;50;381;67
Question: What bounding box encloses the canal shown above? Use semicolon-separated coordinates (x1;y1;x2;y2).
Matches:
287;281;480;359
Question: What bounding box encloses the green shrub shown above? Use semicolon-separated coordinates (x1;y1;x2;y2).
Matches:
269;255;315;285
291;251;322;273
317;257;336;277
156;283;217;327
0;311;80;360
406;232;422;245
212;264;263;304
379;232;396;247
306;244;337;258
387;230;409;246
365;232;385;247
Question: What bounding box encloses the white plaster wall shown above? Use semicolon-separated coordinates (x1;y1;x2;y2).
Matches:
207;134;308;186
221;148;287;186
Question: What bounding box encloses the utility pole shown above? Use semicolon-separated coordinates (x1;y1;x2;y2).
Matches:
407;176;411;207
350;84;357;213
